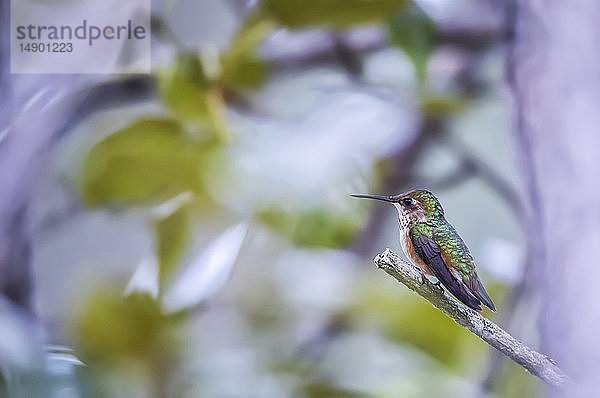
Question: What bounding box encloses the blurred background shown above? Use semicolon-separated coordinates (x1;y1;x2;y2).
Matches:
2;0;598;397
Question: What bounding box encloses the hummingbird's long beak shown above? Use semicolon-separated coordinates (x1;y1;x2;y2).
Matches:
350;194;396;202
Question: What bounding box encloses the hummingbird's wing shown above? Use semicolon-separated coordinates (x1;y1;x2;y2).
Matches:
433;224;496;312
410;232;483;311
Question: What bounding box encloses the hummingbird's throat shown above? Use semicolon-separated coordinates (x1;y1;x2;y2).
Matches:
393;202;426;231
393;203;412;231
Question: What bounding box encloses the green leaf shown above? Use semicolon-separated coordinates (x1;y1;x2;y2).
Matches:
158;54;229;140
81;118;208;206
221;12;274;88
388;4;436;81
223;58;269;89
261;0;410;28
156;204;190;284
75;292;180;366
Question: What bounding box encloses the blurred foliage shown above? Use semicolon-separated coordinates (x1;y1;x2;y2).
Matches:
420;95;470;117
74;292;181;368
258;207;363;249
388;4;436;81
261;0;409;28
353;286;487;368
299;383;372;398
81;118;217;206
499;361;542;398
73;292;184;397
156;204;190;284
20;0;524;397
159;13;274;134
221;12;275;89
158;55;229;139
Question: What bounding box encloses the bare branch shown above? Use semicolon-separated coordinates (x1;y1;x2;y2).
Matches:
373;248;569;389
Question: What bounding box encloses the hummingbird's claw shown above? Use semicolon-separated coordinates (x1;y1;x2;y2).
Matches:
419;272;443;294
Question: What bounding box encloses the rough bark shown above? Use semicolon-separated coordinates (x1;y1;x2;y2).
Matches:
374;248;568;389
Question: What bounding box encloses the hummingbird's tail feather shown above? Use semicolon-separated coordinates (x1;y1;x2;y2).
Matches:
445;273;483;312
426;255;483;311
468;277;496;312
451;283;483;312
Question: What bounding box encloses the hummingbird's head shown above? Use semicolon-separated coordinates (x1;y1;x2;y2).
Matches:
351;189;444;228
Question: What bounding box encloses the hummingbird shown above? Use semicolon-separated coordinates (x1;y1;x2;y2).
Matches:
352;189;495;312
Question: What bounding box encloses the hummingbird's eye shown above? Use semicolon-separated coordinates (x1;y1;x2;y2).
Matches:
402;198;414;206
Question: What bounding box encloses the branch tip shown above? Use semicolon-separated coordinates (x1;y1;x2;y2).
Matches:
373;248;569;389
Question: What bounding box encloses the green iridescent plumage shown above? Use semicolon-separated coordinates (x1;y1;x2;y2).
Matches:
409;190;444;217
410;220;474;280
351;189;495;311
407;191;494;311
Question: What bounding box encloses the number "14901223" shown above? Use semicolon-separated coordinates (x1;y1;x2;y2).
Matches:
19;42;73;52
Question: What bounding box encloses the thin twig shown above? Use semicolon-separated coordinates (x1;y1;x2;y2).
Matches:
373;248;568;389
